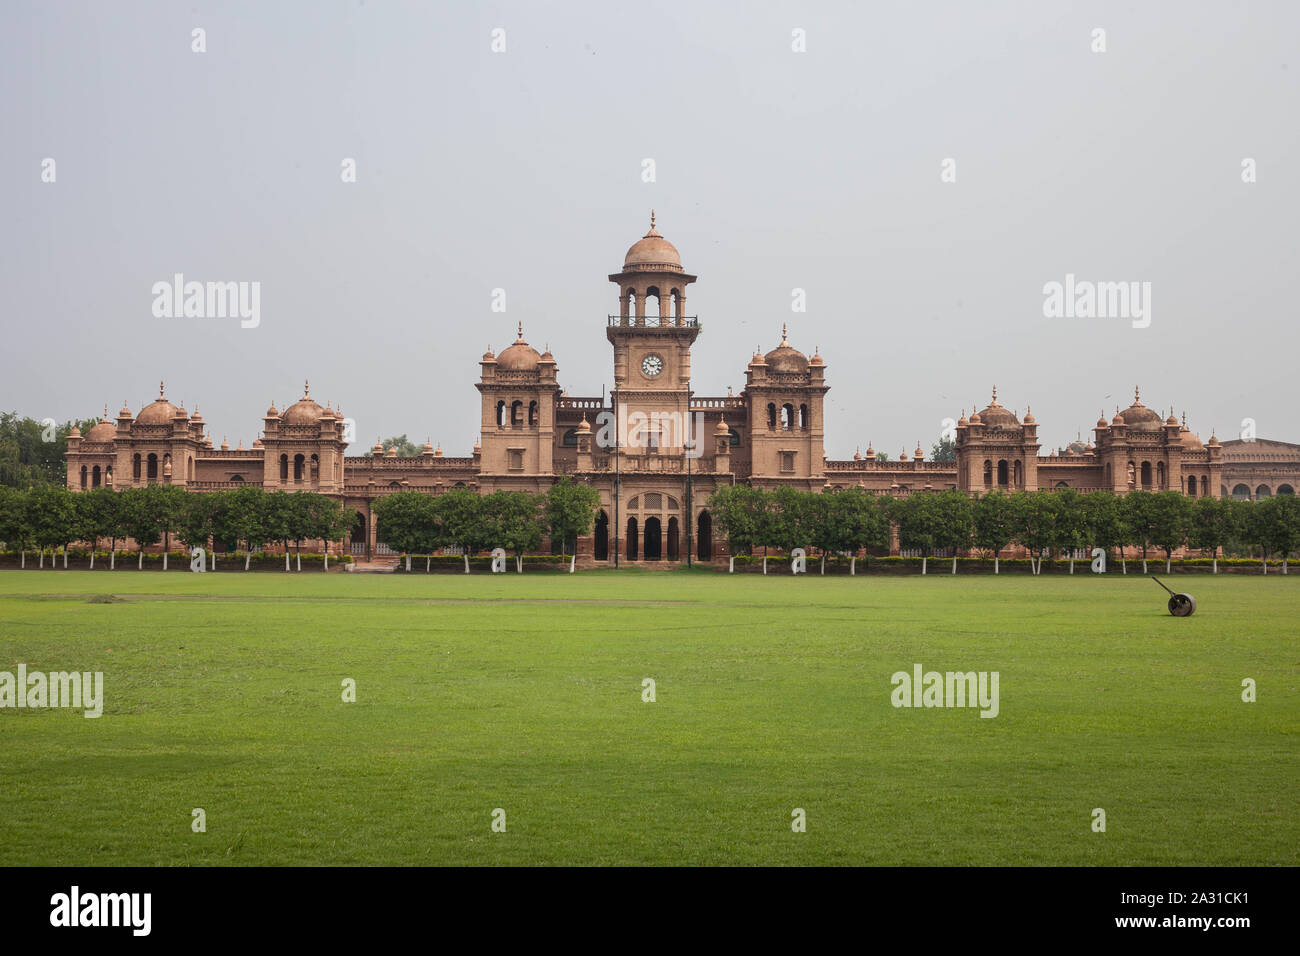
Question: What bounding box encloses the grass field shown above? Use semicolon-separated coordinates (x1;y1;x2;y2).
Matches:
0;569;1294;866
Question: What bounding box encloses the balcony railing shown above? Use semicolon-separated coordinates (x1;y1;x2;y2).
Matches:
607;315;699;329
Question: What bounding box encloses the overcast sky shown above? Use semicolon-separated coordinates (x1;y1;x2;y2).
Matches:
3;0;1296;459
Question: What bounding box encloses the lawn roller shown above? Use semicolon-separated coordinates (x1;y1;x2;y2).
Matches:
1151;576;1196;617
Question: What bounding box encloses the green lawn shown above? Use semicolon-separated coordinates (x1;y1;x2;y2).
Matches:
0;569;1294;866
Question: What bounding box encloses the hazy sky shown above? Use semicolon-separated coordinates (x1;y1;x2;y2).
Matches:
4;0;1296;459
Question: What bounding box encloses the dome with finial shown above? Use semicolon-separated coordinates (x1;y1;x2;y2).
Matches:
136;381;183;425
1117;386;1162;431
914;441;924;459
86;407;116;442
251;437;263;449
809;347;824;367
434;443;443;457
764;324;808;373
957;409;969;427
853;448;862;461
715;416;729;436
577;414;591;434
1179;413;1205;450
865;441;875;457
266;401;280;418
622;211;683;272
1208;431;1220;447
423;438;434;454
118;401;133;419
283;380;328;425
749;347;766;367
497;322;542;371
1023;405;1035;425
384;444;397;458
371;438;383;456
482;346;496;362
975;386;1020;428
899;449;909;461
1096;412;1109;428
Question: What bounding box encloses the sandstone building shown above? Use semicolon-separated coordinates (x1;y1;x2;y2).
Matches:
65;217;1297;562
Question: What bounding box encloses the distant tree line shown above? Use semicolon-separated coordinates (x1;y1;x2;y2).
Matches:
0;412;98;489
0;484;353;571
371;478;600;573
708;485;1300;575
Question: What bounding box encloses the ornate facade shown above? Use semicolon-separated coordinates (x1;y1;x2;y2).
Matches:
65;217;1297;563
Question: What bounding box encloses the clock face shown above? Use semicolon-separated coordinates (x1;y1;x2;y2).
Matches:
641;354;664;378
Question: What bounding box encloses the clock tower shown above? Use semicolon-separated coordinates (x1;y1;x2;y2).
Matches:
606;213;699;453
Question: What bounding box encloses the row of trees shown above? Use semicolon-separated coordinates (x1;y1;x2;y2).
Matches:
371;479;601;573
708;486;1300;574
0;484;353;570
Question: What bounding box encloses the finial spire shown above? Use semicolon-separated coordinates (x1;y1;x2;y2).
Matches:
991;384;998;404
1134;385;1141;403
304;378;310;397
781;322;788;342
159;380;165;398
517;320;523;340
1182;410;1187;427
650;209;655;230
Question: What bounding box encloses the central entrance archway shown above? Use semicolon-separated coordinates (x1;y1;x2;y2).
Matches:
594;510;609;561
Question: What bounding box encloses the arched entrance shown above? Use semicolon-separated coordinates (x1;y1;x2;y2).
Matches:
626;517;639;561
666;516;679;560
350;510;367;556
697;510;712;561
644;517;662;561
594;510;609;561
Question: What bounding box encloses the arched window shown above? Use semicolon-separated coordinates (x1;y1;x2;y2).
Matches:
645;286;661;322
643;517;662;560
511;401;523;426
997;460;1009;486
1186;476;1196;498
562;428;578;447
1278;484;1295;495
92;465;101;488
1232;484;1250;500
983;460;993;485
528;401;538;426
133;454;141;480
496;401;507;428
1055;481;1069;489
781;404;795;430
1013;460;1023;487
1141;462;1152;488
80;466;87;488
626;517;639;561
799;404;808;429
623;288;636;321
667;517;679;560
280;454;289;481
1256;484;1271;499
1200;476;1209;497
147;453;158;481
697;510;712;561
230;474;244;483
1105;463;1112;486
594;510;609;561
294;454;305;482
767;403;777;429
1156;461;1165;490
728;428;741;447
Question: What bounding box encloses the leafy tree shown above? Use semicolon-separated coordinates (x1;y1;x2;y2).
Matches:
436;489;492;573
803;491;844;575
175;493;217;570
930;490;973;574
373;491;433;572
1145;491;1193;573
1048;488;1087;574
1276;495;1300;574
767;486;813;572
972;491;1015;573
118;486;163;569
0;412;98;488
1009;491;1055;576
367;435;422;458
153;484;190;570
892;493;942;574
709;484;767;573
1246;497;1300;575
0;486;33;566
831;487;890;575
26;485;74;568
1122;490;1158;574
1189;496;1240;574
930;436;956;463
487;491;544;572
546;478;601;573
1080;490;1128;574
225;485;270;570
76;487;121;570
300;494;352;571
